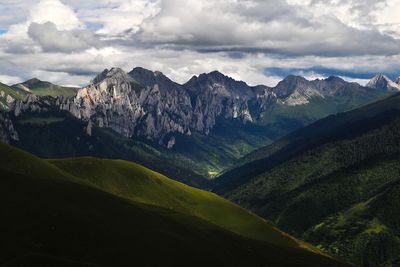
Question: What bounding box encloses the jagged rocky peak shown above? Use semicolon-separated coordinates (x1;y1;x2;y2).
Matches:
366;74;400;91
272;75;323;106
395;76;400;85
312;76;356;96
129;67;165;85
198;70;237;85
128;67;183;92
68;67;193;147
70;67;139;129
184;70;255;99
92;67;131;85
272;75;310;98
183;71;261;129
82;67;135;100
324;76;345;83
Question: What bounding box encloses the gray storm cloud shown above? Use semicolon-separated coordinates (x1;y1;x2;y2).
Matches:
27;21;101;53
0;0;399;86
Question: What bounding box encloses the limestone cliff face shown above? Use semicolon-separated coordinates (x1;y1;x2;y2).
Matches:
0;112;18;143
12;94;57;116
63;68;145;138
60;67;275;146
184;71;277;133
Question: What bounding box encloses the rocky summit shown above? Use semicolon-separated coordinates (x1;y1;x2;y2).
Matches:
366;74;400;91
58;67;277;146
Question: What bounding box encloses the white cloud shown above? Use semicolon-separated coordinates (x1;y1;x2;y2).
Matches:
28;22;100;52
76;0;160;38
30;0;83;30
0;74;22;85
0;0;400;87
0;0;88;53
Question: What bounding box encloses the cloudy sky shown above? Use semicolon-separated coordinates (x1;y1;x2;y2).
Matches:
0;0;400;87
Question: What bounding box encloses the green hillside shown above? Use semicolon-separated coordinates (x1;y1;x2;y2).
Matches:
215;93;400;266
12;78;79;97
0;142;346;267
51;157;300;248
305;156;400;266
0;82;27;110
1;78;78;111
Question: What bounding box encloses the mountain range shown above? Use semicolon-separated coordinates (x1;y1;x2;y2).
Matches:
0;68;395;181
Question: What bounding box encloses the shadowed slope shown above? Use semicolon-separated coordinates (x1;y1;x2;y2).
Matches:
0;143;347;267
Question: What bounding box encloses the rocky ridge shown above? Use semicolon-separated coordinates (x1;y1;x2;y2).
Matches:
3;67;396;148
60;67;277;146
366;74;400;91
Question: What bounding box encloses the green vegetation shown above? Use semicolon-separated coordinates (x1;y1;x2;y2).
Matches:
19;116;65;125
0;82;27;110
12;80;79;97
50;157;303;247
25;84;79;97
0;79;78;111
215;93;400;266
0;143;346;267
172;118;275;177
0;82;27;99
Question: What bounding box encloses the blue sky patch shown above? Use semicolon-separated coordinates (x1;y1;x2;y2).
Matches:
85;22;103;31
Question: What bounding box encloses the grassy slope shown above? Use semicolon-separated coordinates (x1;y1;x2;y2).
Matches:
215;93;400;266
0;83;27;110
27;84;79;97
0;143;345;267
13;82;79;97
51;157;301;248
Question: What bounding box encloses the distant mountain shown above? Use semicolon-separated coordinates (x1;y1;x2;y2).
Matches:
0;68;393;179
366;74;400;91
0;142;346;267
12;78;79;97
214;93;400;266
0;82;27;111
0;78;78;111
